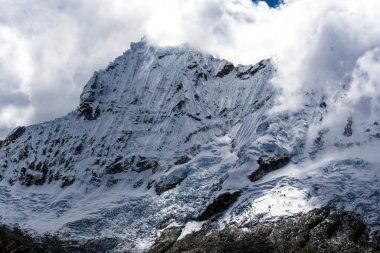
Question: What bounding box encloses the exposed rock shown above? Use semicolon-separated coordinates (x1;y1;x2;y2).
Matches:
189;144;201;156
216;64;235;78
253;96;270;110
106;162;124;174
236;66;254;80
17;162;49;186
61;176;75;188
320;102;327;108
90;172;101;187
155;179;185;195
77;103;100;120
250;60;266;76
155;167;191;195
147;179;156;190
196;72;208;81
0;225;52;253
74;143;84;155
106;177;119;187
19;166;48;186
175;83;183;93
135;156;159;173
156;209;378;253
105;155;136;174
187;62;198;69
372;231;380;252
198;191;241;221
133;179;144;188
18;146;29;160
310;129;328;159
105;155;125;174
186;113;202;121
0;127;26;148
344;117;353;137
172;99;187;115
149;226;183;253
248;156;291;182
236;60;266;80
0;225;118;253
184;126;210;143
174;155;191;165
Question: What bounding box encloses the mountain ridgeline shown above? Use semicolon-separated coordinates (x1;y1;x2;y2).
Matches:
1;41;380;252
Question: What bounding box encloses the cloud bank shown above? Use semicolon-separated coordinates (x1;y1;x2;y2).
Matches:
1;0;380;138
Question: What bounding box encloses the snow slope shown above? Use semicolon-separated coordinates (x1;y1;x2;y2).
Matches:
0;40;380;252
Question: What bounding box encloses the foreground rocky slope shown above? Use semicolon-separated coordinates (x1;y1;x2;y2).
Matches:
150;208;380;253
1;40;380;252
1;208;380;253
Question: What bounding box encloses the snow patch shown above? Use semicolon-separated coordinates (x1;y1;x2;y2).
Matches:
178;221;204;240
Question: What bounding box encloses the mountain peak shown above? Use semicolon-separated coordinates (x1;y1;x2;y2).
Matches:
1;41;276;189
76;41;273;124
2;41;378;252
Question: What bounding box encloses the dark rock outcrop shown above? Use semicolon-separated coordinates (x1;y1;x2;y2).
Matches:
135;156;159;173
216;64;235;78
155;176;187;196
0;126;26;148
105;155;130;174
248;156;291;182
19;164;48;186
236;60;266;80
77;103;100;120
198;191;241;221
250;60;267;76
310;129;328;160
174;155;191;165
344;117;353;137
172;99;188;115
0;225;52;253
61;176;75;188
155;168;191;195
105;155;159;174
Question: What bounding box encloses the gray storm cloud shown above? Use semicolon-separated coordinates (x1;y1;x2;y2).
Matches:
1;0;380;139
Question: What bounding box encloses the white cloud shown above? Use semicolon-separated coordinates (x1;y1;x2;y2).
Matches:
323;48;380;127
1;0;380;138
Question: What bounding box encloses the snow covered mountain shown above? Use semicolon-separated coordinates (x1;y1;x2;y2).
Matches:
1;40;380;252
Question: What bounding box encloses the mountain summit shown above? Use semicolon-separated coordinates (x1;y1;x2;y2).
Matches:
1;41;379;252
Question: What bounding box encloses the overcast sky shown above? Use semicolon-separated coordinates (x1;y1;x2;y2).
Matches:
1;0;380;138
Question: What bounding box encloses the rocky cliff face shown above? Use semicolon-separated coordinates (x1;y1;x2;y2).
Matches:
0;41;380;252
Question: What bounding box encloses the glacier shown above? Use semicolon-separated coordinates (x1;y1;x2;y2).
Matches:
0;40;380;252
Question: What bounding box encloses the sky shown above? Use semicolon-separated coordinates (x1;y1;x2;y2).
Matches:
255;0;282;8
1;0;380;138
